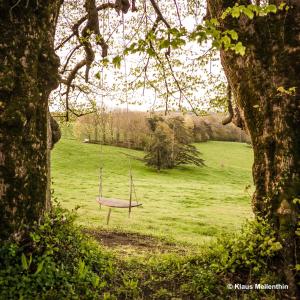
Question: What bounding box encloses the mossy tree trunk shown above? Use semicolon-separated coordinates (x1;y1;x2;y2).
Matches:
207;0;300;296
0;1;62;241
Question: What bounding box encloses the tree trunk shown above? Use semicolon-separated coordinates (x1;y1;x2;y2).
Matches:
0;1;62;241
207;0;300;296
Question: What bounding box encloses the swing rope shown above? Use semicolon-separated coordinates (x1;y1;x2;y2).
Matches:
98;5;106;204
96;10;142;224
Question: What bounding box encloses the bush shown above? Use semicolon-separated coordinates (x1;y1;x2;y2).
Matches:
0;206;284;299
0;204;116;299
219;218;283;276
116;219;284;299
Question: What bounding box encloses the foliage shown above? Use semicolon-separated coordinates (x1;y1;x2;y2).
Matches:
166;116;205;167
221;2;289;21
73;109;149;150
144;115;204;170
53;0;228;115
0;203;284;299
69;110;251;149
217;218;283;276
0;204;116;299
117;218;285;299
144;118;174;170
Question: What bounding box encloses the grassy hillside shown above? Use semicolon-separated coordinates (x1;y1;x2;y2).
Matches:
52;139;254;245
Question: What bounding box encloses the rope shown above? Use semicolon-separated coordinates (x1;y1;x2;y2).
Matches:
122;12;130;149
98;167;103;198
98;2;107;199
97;11;140;211
122;13;128;108
122;12;135;213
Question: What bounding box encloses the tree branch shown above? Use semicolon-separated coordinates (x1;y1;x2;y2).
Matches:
55;2;116;51
165;55;199;116
149;0;171;56
62;44;82;73
62;0;111;120
149;0;171;29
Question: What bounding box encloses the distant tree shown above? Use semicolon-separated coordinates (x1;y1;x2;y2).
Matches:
145;121;173;171
74;109;149;149
167;116;205;167
144;116;204;170
166;116;193;144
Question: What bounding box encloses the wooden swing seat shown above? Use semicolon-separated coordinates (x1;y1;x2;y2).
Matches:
96;197;142;208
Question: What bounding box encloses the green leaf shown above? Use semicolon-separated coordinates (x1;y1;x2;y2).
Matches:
232;6;241;18
267;4;277;14
212;39;221;49
210;18;220;26
159;39;170;49
222;35;232;49
277;86;296;95
21;253;28;270
95;72;101;80
146;48;156;57
78;259;87;279
248;4;259;14
28;255;32;267
101;58;109;66
34;261;44;275
112;55;122;68
234;42;246;56
124;43;136;55
289;86;296;94
171;38;186;49
227;30;238;40
278;2;286;10
168;28;180;35
221;8;230;19
92;276;100;288
146;31;155;41
293;198;300;204
242;7;254;19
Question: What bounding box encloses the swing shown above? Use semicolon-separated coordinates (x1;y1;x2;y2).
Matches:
96;164;142;225
96;10;142;225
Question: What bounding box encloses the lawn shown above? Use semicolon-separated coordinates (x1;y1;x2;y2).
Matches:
52;139;254;245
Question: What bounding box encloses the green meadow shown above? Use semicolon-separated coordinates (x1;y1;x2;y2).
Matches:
52;139;254;245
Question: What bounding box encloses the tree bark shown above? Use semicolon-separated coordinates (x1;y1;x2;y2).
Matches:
0;1;62;241
207;0;300;297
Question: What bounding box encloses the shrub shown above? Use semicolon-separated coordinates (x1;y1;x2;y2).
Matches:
0;204;116;299
219;218;283;276
0;206;284;299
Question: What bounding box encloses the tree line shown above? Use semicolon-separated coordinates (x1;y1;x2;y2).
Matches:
70;109;250;151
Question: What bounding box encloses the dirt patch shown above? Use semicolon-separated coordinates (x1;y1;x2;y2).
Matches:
83;229;188;255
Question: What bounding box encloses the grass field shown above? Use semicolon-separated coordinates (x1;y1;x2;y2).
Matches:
52;139;254;245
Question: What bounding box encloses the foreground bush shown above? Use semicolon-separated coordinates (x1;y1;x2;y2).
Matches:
0;204;118;299
0;205;285;299
115;219;285;299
